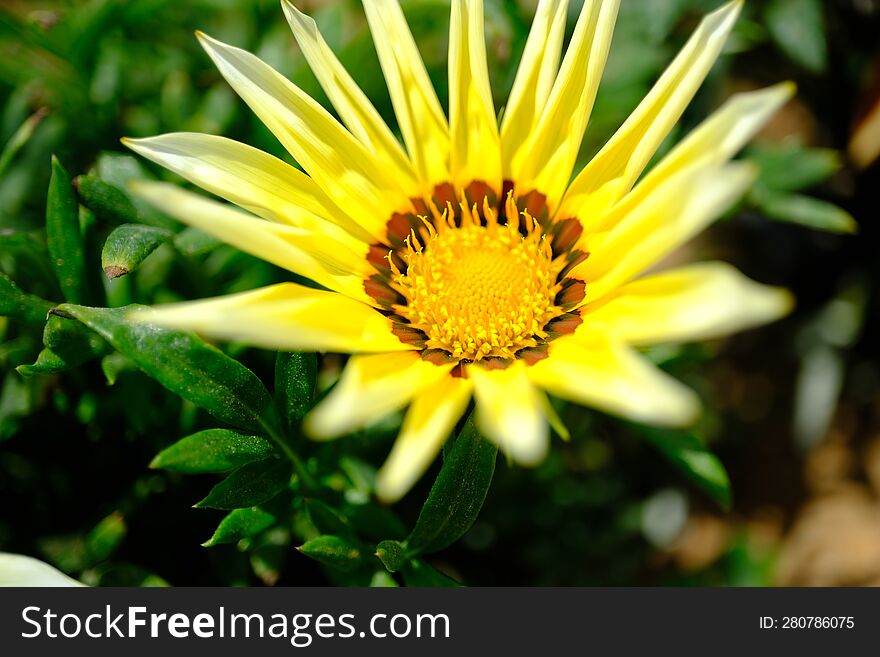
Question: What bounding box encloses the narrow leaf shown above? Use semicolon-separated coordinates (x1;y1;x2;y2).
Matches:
173;227;222;256
46;156;85;304
757;191;857;234
304;498;352;537
297;535;363;572
100;352;133;385
405;416;498;555
74;174;140;225
17;314;111;376
0;274;53;324
275;351;317;431
85;512;126;563
94;153;178;230
0;108;47;177
150;429;275;474
750;143;840;192
195;458;291;510
16;349;69;377
638;429;732;510
400;559;462;587
765;0;827;74
376;540;406;573
203;507;276;547
101;224;173;279
55;304;280;434
370;571;399;587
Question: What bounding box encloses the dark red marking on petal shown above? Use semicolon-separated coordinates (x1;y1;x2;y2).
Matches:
518;344;550;366
364;276;403;308
450;362;466;378
559;249;589;279
518;189;550;223
421;349;457;366
464;180;497;210
479;357;512;371
386;211;418;244
556;279;586;309
391;322;427;348
432;182;458;209
550;217;584;256
544;312;583;339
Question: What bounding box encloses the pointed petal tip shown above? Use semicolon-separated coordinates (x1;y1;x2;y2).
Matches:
280;0;304;20
195;30;225;53
701;0;743;38
779;80;798;98
767;285;797;321
301;409;343;442
375;473;406;504
660;395;702;429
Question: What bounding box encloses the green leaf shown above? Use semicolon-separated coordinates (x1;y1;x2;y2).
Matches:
74;174;140;226
400;559;462;587
750;143;841;192
304;498;352;537
349;503;408;541
94;153;178;231
0;108;47;178
369;571;399;587
17;314;111;376
86;512;126;563
405;416;498;555
638;429;732;510
46;156;86;304
764;0;827;74
203;507;276;547
0;273;53;324
756;191;857;234
43;313;107;353
275;351;317;430
16;349;69;377
195;458;291;510
375;539;406;573
101;224;173;279
150;429;275;474
297;535;364;572
173;227;222;256
55;304;280;434
100;352;133;385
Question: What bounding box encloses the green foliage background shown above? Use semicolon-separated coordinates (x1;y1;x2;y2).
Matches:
1;0;878;586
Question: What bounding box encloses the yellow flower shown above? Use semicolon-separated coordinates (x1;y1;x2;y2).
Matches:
124;0;794;502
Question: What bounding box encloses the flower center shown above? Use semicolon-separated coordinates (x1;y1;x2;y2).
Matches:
390;198;564;361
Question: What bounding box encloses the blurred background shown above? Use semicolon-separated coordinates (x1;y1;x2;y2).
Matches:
1;0;879;586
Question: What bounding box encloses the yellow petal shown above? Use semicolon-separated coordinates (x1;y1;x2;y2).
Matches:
304;352;452;439
129;181;371;302
363;0;450;188
469;361;548;465
135;283;410;354
528;335;700;426
281;1;418;194
624;84;794;212
513;0;620;208
449;0;501;190
123;133;371;246
580;261;794;345
375;375;473;503
500;0;568;179
197;32;409;238
561;0;742;220
575;162;757;301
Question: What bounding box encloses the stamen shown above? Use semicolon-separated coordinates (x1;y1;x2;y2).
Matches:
392;194;567;362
